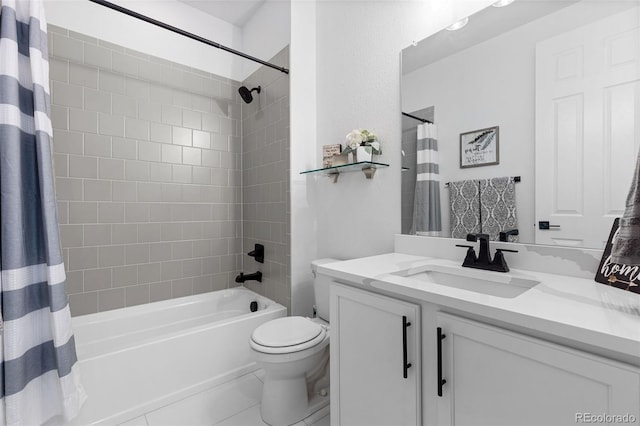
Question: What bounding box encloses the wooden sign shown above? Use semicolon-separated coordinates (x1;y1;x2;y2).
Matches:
322;144;342;168
595;218;640;294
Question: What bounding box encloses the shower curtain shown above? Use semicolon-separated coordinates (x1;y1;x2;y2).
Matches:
0;1;86;424
411;122;442;236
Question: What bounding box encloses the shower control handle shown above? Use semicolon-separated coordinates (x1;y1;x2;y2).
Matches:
248;244;264;263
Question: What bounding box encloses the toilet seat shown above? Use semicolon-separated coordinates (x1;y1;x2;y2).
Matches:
251;317;327;354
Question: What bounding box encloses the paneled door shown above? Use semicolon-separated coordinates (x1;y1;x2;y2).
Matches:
535;5;640;247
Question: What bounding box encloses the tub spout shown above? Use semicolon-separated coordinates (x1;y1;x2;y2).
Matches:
235;271;262;283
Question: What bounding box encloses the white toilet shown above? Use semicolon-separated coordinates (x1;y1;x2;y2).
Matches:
249;259;336;426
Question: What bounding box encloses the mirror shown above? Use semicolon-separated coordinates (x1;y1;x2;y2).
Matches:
401;0;640;249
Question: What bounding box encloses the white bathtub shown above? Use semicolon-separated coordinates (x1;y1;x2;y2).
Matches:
67;287;286;426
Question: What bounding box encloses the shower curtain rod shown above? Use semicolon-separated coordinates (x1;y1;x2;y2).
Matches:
402;112;433;124
87;0;290;75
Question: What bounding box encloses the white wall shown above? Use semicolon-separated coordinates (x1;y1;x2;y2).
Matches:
44;0;244;80
312;0;492;259
242;0;291;80
290;0;318;316
288;0;494;315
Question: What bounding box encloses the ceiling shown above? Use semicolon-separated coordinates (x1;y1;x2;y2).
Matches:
177;0;265;27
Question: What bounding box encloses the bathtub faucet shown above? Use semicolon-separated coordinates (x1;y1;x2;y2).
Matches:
235;271;263;283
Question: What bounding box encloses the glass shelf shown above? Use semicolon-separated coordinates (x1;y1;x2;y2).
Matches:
300;161;390;183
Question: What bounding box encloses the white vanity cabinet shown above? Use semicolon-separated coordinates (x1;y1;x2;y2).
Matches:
330;284;421;426
435;312;640;426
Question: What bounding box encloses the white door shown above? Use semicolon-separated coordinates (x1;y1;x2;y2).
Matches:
535;5;640;248
436;313;640;426
330;284;421;426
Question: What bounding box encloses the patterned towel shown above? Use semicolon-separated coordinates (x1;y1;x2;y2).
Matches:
480;177;518;242
448;180;481;238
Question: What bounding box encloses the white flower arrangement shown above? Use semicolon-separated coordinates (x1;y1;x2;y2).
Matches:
343;129;382;155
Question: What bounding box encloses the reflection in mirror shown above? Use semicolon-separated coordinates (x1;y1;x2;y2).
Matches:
401;0;640;249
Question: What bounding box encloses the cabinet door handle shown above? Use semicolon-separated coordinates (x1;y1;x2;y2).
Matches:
402;316;412;379
437;327;447;396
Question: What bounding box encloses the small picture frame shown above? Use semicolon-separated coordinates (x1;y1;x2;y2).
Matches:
460;126;499;168
322;144;342;168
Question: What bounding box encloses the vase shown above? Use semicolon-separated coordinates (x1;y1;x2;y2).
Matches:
356;145;373;163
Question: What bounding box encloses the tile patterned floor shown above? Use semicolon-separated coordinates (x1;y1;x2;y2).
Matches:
117;371;329;426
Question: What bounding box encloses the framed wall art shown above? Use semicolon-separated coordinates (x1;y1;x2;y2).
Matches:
460;126;499;168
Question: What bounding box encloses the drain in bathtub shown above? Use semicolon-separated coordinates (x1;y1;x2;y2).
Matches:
250;301;258;312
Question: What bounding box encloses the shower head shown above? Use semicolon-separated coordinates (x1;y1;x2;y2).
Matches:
238;85;261;104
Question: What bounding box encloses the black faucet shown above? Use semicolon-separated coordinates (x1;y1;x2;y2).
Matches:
455;233;518;273
467;233;492;264
499;229;519;242
235;271;263;283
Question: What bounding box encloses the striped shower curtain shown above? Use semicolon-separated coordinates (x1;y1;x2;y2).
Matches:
411;122;442;236
0;1;86;424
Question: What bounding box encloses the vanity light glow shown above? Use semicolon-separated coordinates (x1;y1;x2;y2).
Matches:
492;0;515;7
445;16;469;31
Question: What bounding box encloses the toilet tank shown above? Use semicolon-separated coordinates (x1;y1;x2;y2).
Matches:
311;258;339;322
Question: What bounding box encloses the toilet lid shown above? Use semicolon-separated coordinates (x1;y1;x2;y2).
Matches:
251;317;325;348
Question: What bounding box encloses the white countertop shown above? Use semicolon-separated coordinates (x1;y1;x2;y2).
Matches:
318;253;640;364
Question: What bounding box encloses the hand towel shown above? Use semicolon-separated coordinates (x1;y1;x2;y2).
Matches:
480;177;519;242
448;180;481;238
611;150;640;264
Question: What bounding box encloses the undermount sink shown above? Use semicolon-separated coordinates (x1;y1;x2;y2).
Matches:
397;264;540;298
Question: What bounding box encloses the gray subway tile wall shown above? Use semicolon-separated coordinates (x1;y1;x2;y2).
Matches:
241;47;291;313
49;25;244;316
